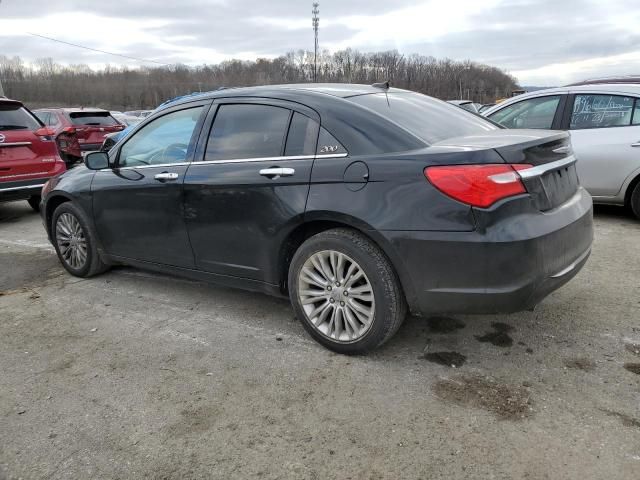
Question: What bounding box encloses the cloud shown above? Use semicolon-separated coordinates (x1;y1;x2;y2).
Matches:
0;0;639;85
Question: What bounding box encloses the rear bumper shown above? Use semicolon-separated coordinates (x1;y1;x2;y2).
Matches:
0;178;49;202
382;187;594;315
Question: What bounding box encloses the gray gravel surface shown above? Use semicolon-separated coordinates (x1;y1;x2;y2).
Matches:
1;201;639;479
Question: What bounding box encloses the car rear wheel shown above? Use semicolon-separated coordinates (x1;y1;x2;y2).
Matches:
288;228;407;354
52;202;109;277
27;195;41;212
631;182;640;220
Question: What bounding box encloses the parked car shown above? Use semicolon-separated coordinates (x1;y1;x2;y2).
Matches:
124;110;153;118
34;109;82;168
447;100;483;113
482;83;640;218
478;103;496;113
34;108;124;155
1;98;66;211
40;84;593;353
112;112;142;127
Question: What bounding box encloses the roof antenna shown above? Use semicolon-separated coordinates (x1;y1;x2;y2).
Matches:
372;80;390;90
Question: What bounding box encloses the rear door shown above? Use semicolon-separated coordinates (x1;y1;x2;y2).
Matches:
0;102;59;185
92;102;209;267
183;98;320;284
561;92;640;196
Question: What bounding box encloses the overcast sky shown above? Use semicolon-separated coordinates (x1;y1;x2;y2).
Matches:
1;0;639;86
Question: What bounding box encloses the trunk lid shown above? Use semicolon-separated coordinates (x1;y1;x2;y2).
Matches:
432;130;579;211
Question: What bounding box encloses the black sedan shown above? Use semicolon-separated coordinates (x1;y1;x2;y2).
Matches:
40;84;593;354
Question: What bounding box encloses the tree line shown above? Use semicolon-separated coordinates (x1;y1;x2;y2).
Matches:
1;49;519;111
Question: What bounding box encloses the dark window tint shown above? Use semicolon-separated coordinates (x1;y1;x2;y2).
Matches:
316;127;347;155
570;94;634;129
68;112;118;126
633;100;640;125
119;106;203;167
489;96;560;129
0;104;41;131
285;113;319;156
349;92;498;144
206;104;290;160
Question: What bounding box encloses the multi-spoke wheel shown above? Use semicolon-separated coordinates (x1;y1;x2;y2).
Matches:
51;202;109;277
298;250;375;343
289;228;407;354
56;212;88;270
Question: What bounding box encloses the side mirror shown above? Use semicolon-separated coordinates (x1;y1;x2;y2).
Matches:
85;152;110;170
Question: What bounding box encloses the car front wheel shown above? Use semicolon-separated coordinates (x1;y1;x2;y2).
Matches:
52;202;109;277
288;228;407;354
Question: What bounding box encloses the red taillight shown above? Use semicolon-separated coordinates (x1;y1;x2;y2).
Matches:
62;126;76;134
424;164;532;208
34;127;56;142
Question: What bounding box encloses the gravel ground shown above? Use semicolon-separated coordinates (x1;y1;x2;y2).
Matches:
0;200;639;479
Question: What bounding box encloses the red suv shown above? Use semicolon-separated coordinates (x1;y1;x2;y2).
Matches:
0;98;66;211
34;108;124;165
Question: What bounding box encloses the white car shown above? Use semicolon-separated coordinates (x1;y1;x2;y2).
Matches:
483;83;640;218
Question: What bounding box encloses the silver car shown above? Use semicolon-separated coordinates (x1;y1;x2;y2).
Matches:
483;84;640;218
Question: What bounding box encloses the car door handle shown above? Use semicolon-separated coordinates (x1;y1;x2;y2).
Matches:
154;172;179;181
259;167;295;178
631;142;640;147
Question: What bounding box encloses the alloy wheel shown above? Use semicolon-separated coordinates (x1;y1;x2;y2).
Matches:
297;250;375;343
55;213;88;270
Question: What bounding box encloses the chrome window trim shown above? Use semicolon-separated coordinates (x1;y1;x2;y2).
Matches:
0;183;45;193
192;152;348;166
97;153;349;171
0;142;33;147
517;155;576;179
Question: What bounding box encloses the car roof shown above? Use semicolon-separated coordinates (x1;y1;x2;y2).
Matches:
36;107;111;113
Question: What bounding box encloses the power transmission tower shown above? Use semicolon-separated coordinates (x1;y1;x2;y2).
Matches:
312;2;319;83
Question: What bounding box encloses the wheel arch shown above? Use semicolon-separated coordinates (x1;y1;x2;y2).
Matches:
44;193;73;239
277;213;417;310
624;170;640;208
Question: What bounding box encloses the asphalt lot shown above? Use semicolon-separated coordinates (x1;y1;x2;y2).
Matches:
1;200;639;480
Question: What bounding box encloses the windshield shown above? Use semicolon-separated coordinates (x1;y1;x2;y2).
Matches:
349;92;499;144
0;103;41;131
68;112;119;126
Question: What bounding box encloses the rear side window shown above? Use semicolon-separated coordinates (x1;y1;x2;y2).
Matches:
285;113;319;156
68;112;118;126
206;104;290;160
570;94;635;129
489;96;561;129
349;92;498;144
0;104;41;131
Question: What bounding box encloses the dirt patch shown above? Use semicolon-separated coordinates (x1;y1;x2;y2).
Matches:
475;322;514;348
433;374;533;420
427;316;466;333
625;343;640;357
623;363;640;375
564;357;596;372
600;409;640;428
423;351;467;368
0;251;63;292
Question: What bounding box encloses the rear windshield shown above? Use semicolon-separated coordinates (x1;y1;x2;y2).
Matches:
68;112;118;126
348;92;499;144
0;103;41;131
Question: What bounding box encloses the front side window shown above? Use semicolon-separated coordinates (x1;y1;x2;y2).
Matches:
119;106;203;167
570;94;635;129
206;104;290;160
489;96;561;129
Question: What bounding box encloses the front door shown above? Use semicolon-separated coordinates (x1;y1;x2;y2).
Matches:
183;99;320;285
92;103;209;267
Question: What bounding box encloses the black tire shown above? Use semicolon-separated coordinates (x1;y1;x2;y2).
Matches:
51;202;109;278
288;228;407;354
631;182;640;220
27;195;41;212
